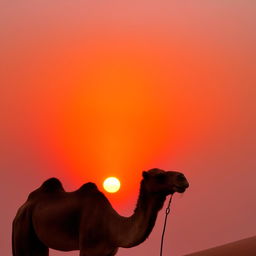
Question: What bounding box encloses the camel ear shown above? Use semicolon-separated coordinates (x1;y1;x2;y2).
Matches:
142;171;149;179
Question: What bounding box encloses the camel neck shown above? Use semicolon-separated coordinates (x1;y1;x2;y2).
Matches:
116;182;166;248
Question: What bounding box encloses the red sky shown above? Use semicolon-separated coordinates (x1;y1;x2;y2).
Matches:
1;1;255;255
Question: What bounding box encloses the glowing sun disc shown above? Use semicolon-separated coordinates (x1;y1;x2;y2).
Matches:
103;177;121;193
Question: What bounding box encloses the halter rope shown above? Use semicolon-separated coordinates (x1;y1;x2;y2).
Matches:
160;194;173;256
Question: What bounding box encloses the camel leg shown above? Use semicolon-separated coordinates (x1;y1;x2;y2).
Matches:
106;248;118;256
12;206;49;256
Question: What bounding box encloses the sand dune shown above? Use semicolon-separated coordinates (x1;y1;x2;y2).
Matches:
185;236;256;256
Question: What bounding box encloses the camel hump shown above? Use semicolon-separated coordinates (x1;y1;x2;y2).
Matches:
77;182;98;192
27;178;65;201
40;177;65;192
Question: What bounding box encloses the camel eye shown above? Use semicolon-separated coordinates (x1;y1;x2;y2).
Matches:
156;174;165;183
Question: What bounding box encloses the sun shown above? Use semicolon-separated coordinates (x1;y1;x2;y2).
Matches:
103;177;121;193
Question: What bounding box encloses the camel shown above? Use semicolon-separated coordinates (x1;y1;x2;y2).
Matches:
12;168;189;256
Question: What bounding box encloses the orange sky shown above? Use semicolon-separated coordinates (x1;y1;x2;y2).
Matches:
1;1;256;255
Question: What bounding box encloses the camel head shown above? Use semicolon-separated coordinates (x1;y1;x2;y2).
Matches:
142;168;189;195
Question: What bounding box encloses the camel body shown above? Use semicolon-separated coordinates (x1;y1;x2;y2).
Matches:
12;169;189;256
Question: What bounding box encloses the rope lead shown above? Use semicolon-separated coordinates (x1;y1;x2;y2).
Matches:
160;194;173;256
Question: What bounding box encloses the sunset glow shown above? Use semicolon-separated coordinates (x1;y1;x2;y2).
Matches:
2;1;255;255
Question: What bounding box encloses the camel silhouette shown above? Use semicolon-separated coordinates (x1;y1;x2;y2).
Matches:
12;168;189;256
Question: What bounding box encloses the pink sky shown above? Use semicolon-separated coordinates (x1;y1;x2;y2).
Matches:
1;1;256;255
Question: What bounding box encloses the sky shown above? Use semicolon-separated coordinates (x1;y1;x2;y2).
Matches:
1;1;256;255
